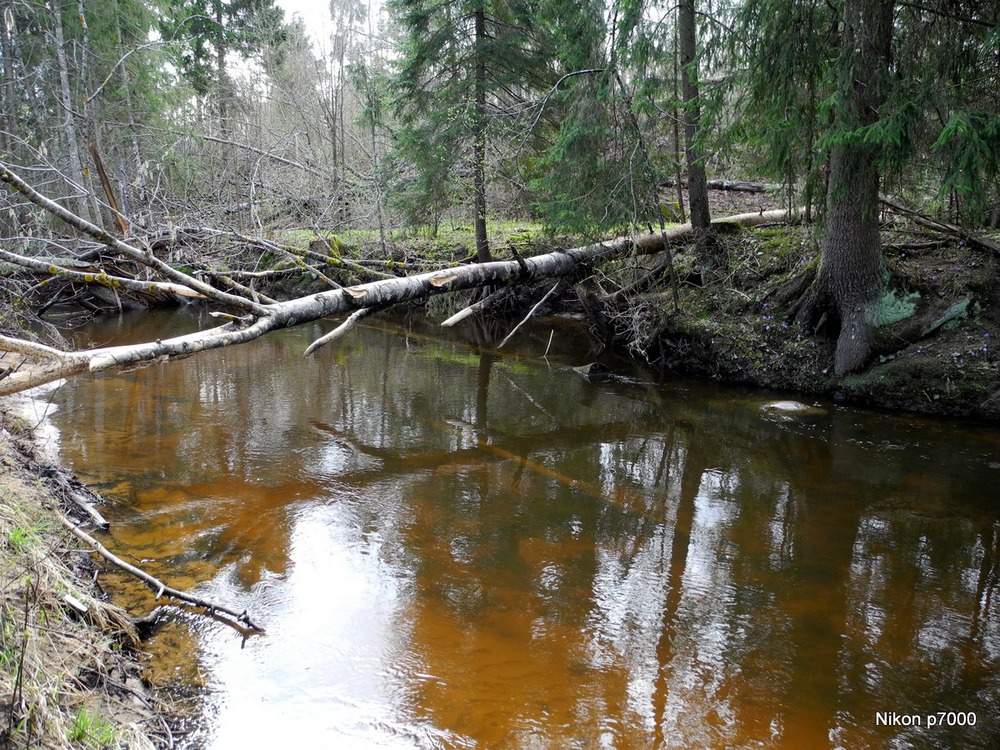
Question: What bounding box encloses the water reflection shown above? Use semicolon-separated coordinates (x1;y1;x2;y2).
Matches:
32;309;1000;748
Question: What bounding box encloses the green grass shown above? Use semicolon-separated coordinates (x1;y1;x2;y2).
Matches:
68;708;119;748
6;523;43;552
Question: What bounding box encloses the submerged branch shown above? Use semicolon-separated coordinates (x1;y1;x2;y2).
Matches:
58;515;265;635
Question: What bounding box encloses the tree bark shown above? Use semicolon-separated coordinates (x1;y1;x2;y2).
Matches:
678;0;715;272
472;6;491;263
815;0;894;376
50;0;92;223
0;3;14;156
0;3;15;233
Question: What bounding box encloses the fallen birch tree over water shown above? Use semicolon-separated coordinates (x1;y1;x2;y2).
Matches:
1;161;799;396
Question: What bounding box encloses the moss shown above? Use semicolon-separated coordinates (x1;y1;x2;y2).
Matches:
923;297;973;335
873;288;920;327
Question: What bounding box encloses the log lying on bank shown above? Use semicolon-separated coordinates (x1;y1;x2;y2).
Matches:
880;197;1000;256
0;161;800;396
662;178;782;193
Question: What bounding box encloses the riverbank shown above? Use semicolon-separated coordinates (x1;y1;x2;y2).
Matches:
628;221;1000;422
0;404;166;749
313;203;1000;423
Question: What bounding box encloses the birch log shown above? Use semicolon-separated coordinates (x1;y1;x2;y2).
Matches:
0;159;800;396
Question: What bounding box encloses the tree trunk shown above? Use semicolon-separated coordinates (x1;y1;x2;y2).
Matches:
50;0;92;223
0;3;14;155
115;6;151;230
472;5;491;263
671;15;686;223
0;2;15;232
678;0;714;272
214;0;229;131
76;0;105;226
816;0;893;376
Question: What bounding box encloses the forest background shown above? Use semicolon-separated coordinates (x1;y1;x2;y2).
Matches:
1;0;999;414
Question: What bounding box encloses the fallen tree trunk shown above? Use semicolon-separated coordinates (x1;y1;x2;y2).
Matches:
662;178;782;193
0;160;800;396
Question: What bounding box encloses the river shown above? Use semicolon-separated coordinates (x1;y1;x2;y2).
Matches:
28;308;1000;748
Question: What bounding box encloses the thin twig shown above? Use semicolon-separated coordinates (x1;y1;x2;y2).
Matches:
498;282;562;349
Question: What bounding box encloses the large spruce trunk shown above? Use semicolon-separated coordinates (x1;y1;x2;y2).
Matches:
678;0;715;272
813;0;894;376
822;142;885;376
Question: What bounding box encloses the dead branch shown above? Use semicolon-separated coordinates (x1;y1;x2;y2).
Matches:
662;178;782;193
0;247;206;300
1;161;263;313
498;282;562;349
43;467;109;530
880;197;1000;255
303;307;378;355
441;287;510;327
200;134;325;177
58;515;265;635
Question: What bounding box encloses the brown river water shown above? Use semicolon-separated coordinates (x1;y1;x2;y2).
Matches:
26;308;1000;749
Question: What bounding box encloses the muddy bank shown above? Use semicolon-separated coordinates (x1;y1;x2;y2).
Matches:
0;404;168;749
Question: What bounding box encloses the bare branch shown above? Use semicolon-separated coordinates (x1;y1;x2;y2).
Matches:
59;515;264;635
498;282;562;349
303;307;378;356
0;162;265;314
201;134;326;177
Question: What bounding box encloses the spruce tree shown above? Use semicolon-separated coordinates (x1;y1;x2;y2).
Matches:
530;0;693;241
729;0;1000;374
678;0;715;271
388;0;550;261
817;0;893;376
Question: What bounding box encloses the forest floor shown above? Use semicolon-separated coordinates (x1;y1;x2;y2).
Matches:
0;404;167;749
